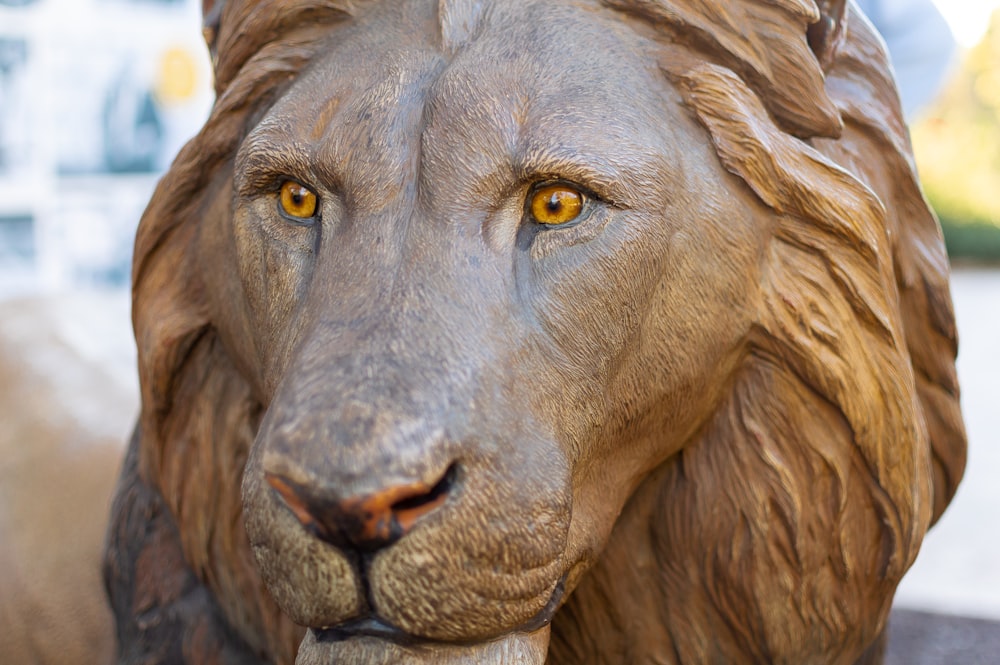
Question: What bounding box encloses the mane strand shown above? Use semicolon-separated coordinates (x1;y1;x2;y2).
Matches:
814;5;966;521
214;0;360;93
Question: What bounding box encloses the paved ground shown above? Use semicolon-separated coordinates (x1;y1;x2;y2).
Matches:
886;608;1000;664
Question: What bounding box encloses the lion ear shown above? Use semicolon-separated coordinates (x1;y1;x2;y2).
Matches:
201;0;226;66
807;0;848;70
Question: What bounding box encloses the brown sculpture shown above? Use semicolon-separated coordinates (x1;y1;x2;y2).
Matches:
105;0;968;663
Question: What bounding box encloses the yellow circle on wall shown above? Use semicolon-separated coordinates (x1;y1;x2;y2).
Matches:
155;46;199;104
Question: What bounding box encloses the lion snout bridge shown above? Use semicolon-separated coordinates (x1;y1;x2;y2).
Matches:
265;465;456;552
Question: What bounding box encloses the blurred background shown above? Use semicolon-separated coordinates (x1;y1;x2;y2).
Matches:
0;0;998;660
0;0;212;296
912;1;1000;262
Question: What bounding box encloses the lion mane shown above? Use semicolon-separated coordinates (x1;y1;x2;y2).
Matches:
105;1;966;664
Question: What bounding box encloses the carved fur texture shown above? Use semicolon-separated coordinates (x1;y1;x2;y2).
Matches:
105;1;966;664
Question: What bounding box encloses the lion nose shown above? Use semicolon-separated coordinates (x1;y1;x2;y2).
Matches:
264;465;456;552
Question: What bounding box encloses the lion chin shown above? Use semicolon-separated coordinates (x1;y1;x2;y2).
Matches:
104;0;966;663
295;628;551;665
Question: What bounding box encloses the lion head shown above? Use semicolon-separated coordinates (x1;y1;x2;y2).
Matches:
110;0;966;663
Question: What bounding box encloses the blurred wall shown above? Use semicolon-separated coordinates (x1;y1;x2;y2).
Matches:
0;0;212;297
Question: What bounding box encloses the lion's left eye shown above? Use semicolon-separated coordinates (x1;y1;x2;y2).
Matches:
527;184;586;226
278;180;318;220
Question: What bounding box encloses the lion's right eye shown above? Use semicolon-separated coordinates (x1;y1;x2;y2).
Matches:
527;184;586;226
278;181;318;220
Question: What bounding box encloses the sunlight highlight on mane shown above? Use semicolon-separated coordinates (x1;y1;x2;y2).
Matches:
603;0;842;138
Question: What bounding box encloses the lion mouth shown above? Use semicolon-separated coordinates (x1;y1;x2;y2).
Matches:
315;575;567;647
515;574;567;633
315;616;416;645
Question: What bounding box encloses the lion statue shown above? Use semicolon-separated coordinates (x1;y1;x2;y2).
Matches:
104;0;967;663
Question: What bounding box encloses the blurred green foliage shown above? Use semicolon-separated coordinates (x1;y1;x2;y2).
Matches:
912;11;1000;263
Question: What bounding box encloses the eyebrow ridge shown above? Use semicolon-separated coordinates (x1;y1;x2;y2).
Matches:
516;143;654;208
235;130;318;197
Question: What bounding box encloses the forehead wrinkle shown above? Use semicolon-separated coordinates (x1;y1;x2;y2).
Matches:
419;71;671;211
311;49;445;213
418;62;531;213
309;93;345;143
512;68;680;206
418;0;678;211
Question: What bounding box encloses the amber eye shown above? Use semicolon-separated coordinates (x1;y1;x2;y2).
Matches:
528;184;585;226
279;181;318;220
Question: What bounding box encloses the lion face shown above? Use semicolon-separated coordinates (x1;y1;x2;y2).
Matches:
122;0;965;662
206;0;763;658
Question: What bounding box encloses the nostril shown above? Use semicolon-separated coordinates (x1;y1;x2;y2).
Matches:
264;463;457;552
391;463;457;532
